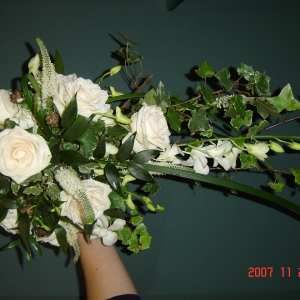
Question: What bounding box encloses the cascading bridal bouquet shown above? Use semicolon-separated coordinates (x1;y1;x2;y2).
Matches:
0;33;300;263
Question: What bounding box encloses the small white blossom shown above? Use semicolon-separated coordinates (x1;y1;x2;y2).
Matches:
244;142;269;161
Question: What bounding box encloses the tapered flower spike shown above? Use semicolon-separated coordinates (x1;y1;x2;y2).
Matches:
55;167;95;223
36;38;57;99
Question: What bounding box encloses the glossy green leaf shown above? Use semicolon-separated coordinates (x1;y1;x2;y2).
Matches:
54;50;64;74
107;124;129;138
19;212;31;254
55;225;68;254
195;62;214;78
197;82;215;103
127;162;154;182
253;73;271;96
29;235;43;256
61;96;77;129
27;73;40;93
0;206;7;222
84;220;97;243
117;132;136;161
132;149;161;164
105;163;124;197
0;198;21;209
0;180;10;195
215;68;233;90
2;239;22;251
60;150;89;166
141;163;300;216
166;107;181;133
104;209;130;218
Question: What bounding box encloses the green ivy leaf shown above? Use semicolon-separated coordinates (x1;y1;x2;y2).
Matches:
105;163;124;197
107;124;128;138
166;107;181;133
46;183;60;200
134;223;148;236
197;82;215;103
117;31;139;45
246;120;269;139
132;150;161;164
188;109;210;134
268;181;285;192
239;152;258;169
131;215;144;226
140;235;152;250
291;169;300;185
54;50;64;75
55;225;68;254
233;95;246;117
140;89;156;106
127;162;154;182
117;132;136;161
93;135;106;159
118;227;137;245
237;62;254;80
247;72;271;96
78;128;99;157
156;81;170;107
249;98;280;119
266;84;300;113
215;68;233;90
195;62;214;78
109;190;126;212
141;180;161;195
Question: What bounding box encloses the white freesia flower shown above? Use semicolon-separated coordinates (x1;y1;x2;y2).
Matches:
10;108;36;130
60;179;111;225
105;143;118;157
92;215;126;246
244;142;269;161
0;209;18;234
0;126;51;184
0;90;19;128
123;103;171;153
156;144;182;164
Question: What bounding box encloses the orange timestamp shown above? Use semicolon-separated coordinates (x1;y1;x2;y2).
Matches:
248;267;300;278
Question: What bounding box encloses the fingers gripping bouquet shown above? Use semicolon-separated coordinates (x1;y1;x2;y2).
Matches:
1;34;300;263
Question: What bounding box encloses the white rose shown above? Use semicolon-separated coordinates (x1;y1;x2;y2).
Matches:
123;103;171;153
60;179;111;225
0;90;19;127
0;126;52;184
10;108;36;130
0;209;18;234
54;75;110;118
53;73;77;116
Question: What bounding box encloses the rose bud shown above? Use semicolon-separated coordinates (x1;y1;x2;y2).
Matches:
45;114;59;126
35;228;47;238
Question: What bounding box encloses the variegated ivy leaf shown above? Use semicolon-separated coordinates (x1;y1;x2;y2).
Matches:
215;68;233;90
188;109;210;134
140;89;156;106
131;215;144;226
46;183;61;200
139;235;152;250
291;169;300;185
237;63;254;80
78;165;92;174
21;172;43;186
230;110;253;129
24;186;43;196
11;181;20;195
246;120;269;139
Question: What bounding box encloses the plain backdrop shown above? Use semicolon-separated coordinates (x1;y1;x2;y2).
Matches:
0;1;300;299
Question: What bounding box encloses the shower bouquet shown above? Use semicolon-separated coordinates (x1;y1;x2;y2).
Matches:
0;33;299;263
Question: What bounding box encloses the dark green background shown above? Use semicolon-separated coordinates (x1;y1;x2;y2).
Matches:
0;1;300;299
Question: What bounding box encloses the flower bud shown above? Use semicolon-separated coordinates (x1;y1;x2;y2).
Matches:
109;65;122;76
156;205;165;211
115;106;132;124
10;90;23;104
289;141;300;150
110;86;124;97
125;194;136;210
122;174;136;186
28;53;40;77
269;141;284;153
146;203;156;212
142;196;152;204
35;228;47;238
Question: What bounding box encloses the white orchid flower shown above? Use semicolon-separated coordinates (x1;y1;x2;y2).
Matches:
206;140;233;170
92;215;126;246
156;144;182;164
224;147;242;168
244;142;269;161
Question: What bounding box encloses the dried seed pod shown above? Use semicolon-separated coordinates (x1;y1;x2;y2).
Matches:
35;228;47;238
45;114;59;126
10;90;23;104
